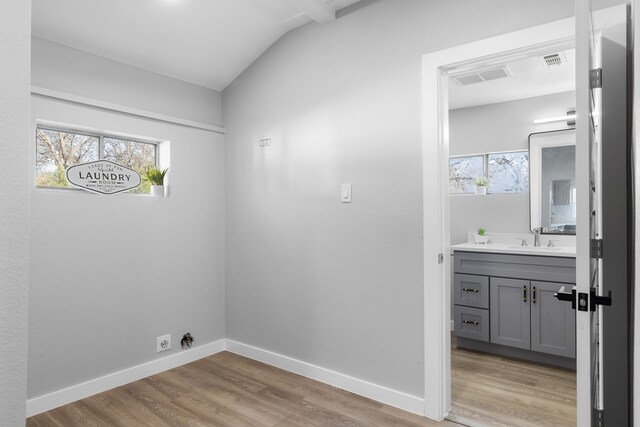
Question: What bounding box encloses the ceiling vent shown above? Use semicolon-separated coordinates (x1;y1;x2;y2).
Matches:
452;65;512;86
541;52;568;68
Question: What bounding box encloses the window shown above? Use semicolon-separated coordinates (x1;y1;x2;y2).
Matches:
449;150;528;194
36;127;157;193
449;155;484;194
488;151;528;193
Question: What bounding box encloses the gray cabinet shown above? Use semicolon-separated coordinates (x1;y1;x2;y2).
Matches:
490;278;530;350
454;305;489;342
453;251;576;363
530;281;576;358
453;274;489;309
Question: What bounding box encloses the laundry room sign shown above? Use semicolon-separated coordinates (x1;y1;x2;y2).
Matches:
66;160;141;195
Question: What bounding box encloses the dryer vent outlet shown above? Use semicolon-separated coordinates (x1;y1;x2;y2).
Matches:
181;333;194;349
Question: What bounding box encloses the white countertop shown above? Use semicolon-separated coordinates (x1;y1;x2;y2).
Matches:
451;233;576;258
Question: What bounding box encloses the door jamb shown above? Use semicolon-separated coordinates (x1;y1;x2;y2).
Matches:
420;18;576;421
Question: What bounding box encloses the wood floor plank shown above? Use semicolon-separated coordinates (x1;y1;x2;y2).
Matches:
448;334;576;427
27;343;575;427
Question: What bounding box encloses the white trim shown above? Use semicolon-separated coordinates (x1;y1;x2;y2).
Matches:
422;16;576;422
288;0;335;23
225;340;425;416
422;5;627;422
449;148;530;158
26;339;427;419
26;339;226;417
31;86;226;135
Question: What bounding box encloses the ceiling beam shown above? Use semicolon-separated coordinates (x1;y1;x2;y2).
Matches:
287;0;335;23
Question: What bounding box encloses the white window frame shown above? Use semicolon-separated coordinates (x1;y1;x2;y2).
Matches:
449;149;529;195
35;125;159;192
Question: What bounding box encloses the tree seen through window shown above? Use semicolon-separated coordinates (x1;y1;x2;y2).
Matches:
36;128;156;193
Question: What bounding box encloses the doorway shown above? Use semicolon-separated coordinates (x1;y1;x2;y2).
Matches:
421;4;631;424
446;45;577;426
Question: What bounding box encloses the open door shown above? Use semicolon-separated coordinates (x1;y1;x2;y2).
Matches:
574;1;604;424
573;3;629;426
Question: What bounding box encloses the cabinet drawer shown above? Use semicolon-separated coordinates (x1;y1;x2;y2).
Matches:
454;305;489;342
453;251;576;284
453;274;489;309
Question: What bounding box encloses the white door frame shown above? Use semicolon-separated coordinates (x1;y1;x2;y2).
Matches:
420;18;576;421
421;5;626;421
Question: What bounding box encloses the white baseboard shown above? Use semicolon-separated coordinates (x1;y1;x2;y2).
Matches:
225;340;425;416
27;338;426;419
26;339;226;417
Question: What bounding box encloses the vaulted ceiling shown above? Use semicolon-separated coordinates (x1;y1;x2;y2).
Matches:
32;0;362;91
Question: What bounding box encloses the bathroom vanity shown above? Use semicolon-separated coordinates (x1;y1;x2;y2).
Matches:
452;245;576;369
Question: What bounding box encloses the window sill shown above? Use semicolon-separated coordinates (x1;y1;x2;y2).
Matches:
35;186;166;197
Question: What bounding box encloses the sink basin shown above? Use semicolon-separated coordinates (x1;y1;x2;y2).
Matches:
507;246;562;251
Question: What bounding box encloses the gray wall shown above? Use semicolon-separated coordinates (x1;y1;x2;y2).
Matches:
449;90;575;244
0;0;30;425
221;0;618;398
28;47;226;399
32;37;223;127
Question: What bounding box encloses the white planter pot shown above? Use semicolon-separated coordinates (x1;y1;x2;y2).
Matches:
473;233;490;244
150;185;165;197
475;186;487;195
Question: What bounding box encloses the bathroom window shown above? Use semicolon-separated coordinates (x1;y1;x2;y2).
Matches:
449;155;484;194
449;150;529;194
488;151;529;193
36;127;157;193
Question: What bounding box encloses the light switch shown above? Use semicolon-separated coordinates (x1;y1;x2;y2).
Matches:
341;184;352;203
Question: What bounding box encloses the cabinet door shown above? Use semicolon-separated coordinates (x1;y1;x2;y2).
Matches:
490;277;530;349
530;281;576;358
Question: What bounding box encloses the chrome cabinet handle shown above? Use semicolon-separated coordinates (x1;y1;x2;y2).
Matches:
462;320;479;325
462;288;479;293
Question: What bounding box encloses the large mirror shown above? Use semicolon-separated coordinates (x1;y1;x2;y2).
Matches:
529;129;576;234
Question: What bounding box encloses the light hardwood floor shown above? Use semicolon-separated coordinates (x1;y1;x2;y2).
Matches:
27;343;575;427
27;351;458;427
448;336;576;427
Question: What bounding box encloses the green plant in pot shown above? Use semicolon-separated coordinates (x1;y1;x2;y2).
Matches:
144;167;169;197
474;176;489;195
474;226;489;244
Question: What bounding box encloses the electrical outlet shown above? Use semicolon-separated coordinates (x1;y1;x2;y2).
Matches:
157;334;171;352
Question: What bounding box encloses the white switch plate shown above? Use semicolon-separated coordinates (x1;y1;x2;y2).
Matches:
341;184;352;203
157;334;171;352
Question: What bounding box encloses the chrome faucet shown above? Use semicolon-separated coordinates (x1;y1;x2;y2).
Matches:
533;227;543;247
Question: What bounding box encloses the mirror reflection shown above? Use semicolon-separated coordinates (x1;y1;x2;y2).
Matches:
529;130;576;234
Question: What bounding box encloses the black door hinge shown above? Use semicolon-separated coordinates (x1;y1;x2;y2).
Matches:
594;408;604;427
591;239;603;259
591;68;603;89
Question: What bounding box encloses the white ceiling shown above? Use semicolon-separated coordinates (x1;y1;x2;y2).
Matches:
449;49;575;110
32;0;361;92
